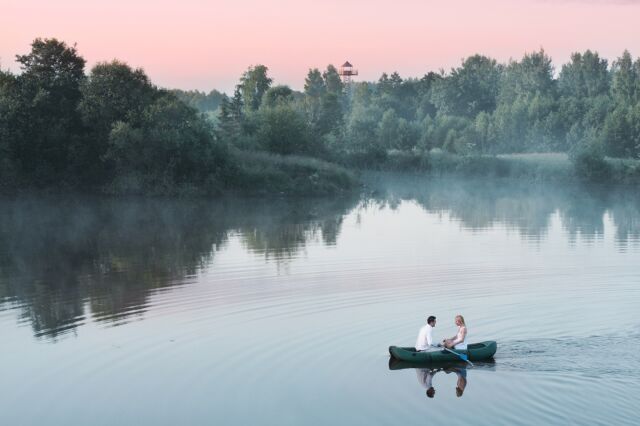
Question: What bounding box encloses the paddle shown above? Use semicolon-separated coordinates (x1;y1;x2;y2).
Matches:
443;347;474;367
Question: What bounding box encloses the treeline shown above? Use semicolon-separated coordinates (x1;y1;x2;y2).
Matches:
187;48;640;182
213;50;640;164
0;39;353;194
2;38;640;194
0;39;226;192
171;88;225;122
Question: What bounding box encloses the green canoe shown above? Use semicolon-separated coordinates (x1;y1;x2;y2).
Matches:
388;341;497;363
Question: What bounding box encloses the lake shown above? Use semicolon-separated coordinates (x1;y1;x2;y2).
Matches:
1;175;639;425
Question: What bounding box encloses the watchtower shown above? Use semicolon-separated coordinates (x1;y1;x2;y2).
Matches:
338;61;358;84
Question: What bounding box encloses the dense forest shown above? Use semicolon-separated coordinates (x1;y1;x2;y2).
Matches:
2;38;640;194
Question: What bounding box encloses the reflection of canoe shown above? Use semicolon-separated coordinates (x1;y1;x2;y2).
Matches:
389;341;497;364
389;356;495;371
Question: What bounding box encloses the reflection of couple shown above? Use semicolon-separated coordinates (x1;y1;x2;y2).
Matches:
415;315;468;351
416;367;467;398
416;368;439;398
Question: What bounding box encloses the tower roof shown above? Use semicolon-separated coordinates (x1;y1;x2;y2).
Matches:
342;61;353;67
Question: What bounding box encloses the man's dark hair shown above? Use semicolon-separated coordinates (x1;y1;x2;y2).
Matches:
427;316;436;325
426;387;435;398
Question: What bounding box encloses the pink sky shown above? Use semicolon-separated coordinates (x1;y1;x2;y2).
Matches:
2;0;640;93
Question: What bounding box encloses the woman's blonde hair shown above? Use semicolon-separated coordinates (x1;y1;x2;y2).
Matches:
456;315;466;326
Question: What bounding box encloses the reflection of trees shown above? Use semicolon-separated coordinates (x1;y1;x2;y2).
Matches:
365;174;640;244
22;281;85;339
237;197;355;260
609;194;640;247
2;178;639;342
560;190;606;243
365;176;557;239
0;196;357;340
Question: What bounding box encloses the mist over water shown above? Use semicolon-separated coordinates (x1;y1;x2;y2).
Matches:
1;175;639;425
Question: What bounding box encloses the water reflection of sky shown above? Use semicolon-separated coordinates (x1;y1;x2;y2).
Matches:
1;176;639;425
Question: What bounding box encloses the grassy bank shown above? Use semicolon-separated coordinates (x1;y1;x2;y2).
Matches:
3;150;358;197
103;150;358;196
351;150;640;185
226;150;358;196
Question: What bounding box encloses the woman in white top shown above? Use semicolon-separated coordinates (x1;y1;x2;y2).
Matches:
443;315;467;350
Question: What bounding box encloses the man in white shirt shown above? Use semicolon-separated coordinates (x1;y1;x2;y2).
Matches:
416;368;438;398
415;316;439;351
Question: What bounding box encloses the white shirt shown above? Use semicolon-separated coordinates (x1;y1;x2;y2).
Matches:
416;369;434;389
415;324;436;351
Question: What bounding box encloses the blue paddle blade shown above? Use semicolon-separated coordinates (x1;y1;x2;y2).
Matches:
460;353;468;361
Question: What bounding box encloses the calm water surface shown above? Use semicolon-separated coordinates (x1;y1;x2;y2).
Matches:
1;175;639;425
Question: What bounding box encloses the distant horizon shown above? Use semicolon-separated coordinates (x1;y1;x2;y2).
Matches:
2;0;640;93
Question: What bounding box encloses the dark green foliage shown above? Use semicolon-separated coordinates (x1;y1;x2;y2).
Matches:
5;39;640;194
217;88;245;144
323;65;343;95
571;141;611;182
105;94;231;194
416;72;442;119
228;150;356;195
499;49;556;103
420;115;474;153
378;109;420;150
0;70;19;188
317;92;343;135
6;38;86;187
15;38;86;108
80;61;156;132
376;72;404;115
239;65;272;113
257;103;311;155
304;68;326;134
559;51;609;99
602;104;640;158
76;61;159;185
304;68;326;98
171;89;224;112
262;85;294;108
345;103;383;153
431;55;502;118
611;51;639;106
0;39;238;195
557;51;612;156
0;42;356;196
303;67;344;137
